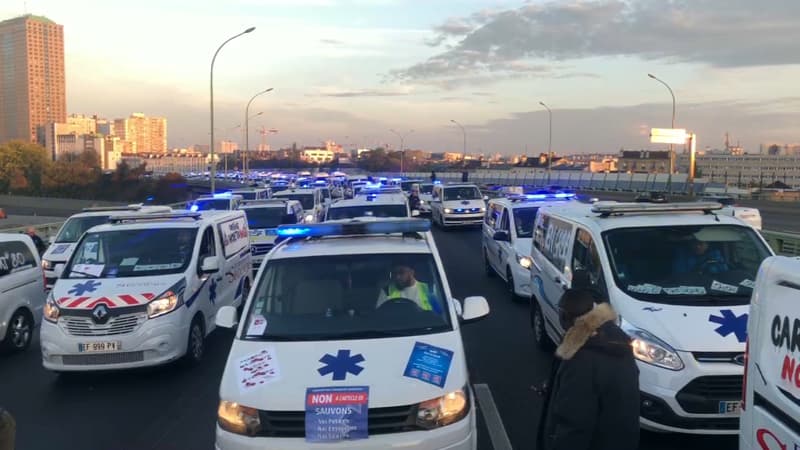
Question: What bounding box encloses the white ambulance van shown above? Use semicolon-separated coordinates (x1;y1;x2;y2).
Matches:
740;256;800;449
0;233;45;352
530;202;774;434
41;210;252;371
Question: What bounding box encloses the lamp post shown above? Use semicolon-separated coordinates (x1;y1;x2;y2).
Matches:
647;73;677;178
209;26;255;193
389;129;414;173
539;101;552;183
450;119;466;167
244;88;273;182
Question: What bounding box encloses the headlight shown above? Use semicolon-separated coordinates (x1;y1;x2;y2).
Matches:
480;207;486;212
419;200;425;204
147;290;182;319
516;254;532;269
43;292;60;323
416;387;470;429
304;214;315;223
218;401;261;436
621;320;684;371
42;259;53;270
444;208;453;214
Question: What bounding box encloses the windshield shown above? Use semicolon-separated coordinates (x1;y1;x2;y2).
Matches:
65;228;198;278
236;191;259;200
603;225;771;305
243;208;289;229
444;187;481;201
327;205;408;220
420;184;434;194
275;193;314;210
243;253;451;341
401;181;420;191
193;198;230;211
55;215;110;243
513;207;539;239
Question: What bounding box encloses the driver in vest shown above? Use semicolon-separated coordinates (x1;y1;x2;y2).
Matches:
376;262;433;311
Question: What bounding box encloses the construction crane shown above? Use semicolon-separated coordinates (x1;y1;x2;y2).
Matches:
257;126;278;151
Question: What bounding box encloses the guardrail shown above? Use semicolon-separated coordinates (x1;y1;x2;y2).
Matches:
761;230;800;257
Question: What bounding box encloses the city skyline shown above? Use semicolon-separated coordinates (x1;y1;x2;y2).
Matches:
1;0;799;155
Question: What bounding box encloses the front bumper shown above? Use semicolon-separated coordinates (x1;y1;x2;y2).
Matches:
510;263;533;298
40;309;191;371
441;214;483;227
215;409;476;450
637;352;743;434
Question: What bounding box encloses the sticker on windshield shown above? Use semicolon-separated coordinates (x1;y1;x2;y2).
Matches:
72;264;105;278
120;257;138;266
740;279;756;289
50;244;70;255
711;280;739;294
305;386;369;443
663;286;707;295
403;342;453;388
133;263;183;272
237;348;280;392
246;315;267;336
627;283;663;295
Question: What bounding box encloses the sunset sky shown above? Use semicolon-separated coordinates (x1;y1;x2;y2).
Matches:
2;0;799;154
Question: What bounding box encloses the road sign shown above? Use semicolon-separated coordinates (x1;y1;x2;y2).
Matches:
650;128;688;145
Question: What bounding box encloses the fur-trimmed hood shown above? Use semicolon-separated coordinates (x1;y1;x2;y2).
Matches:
556;303;627;360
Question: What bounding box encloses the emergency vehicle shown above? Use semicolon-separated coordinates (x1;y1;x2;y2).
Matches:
529;201;773;434
41;210;253;371
430;184;487;228
272;188;326;224
325;193;413;221
0;233;45;352
214;219;489;449
239;199;304;271
740;256;800;449
42;204;172;289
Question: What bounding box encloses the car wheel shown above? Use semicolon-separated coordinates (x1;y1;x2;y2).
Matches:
532;301;555;352
2;309;32;352
507;269;521;302
183;317;205;365
484;251;495;277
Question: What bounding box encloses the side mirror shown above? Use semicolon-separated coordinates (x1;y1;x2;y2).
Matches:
201;256;220;274
589;198;599;204
215;305;239;328
411;210;420;217
492;230;510;242
483;195;489;201
451;298;463;317
461;296;490;324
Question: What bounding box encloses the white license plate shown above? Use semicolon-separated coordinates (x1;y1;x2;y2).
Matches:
718;400;741;415
78;341;121;353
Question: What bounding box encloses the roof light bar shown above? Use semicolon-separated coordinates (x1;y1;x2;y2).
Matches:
110;211;202;223
82;205;144;212
276;219;431;238
591;201;723;216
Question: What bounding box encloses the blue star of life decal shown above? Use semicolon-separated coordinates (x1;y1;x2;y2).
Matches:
708;309;748;343
318;349;365;380
68;280;101;296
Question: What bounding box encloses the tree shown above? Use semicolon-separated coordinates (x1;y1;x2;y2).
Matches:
0;140;52;195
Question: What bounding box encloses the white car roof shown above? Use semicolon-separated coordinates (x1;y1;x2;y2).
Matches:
489;196;578;211
85;210;243;233
239;199;300;210
333;195;408;207
71;204;171;217
274;188;315;195
270;234;431;259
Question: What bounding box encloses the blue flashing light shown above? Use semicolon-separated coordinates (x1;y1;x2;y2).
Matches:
276;219;431;238
212;191;232;198
433;180;442;185
526;194;547;200
189;204;200;212
555;192;576;199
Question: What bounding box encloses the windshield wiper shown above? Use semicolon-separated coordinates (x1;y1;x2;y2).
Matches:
68;270;100;278
243;327;449;342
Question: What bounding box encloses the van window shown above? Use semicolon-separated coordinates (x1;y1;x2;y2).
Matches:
512;207;539;238
603;224;771;305
499;209;510;232
200;227;216;259
443;187;481;201
55;215;110;243
534;214;573;271
572;229;607;296
0;240;36;277
485;203;502;228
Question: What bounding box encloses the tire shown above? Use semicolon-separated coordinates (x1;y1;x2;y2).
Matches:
237;282;251;317
2;309;33;352
507;268;522;303
183;316;206;365
531;300;555;352
484;251;496;277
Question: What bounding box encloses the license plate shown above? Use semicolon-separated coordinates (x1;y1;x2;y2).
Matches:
78;341;121;353
718;400;741;415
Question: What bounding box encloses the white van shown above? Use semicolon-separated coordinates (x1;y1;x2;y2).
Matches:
190;194;244;212
740;256;800;449
326;193;413;221
214;219;489;449
40;210;253;371
272;188;326;223
42;205;173;289
0;234;45;352
430;184;487;228
530;202;774;434
232;188;272;201
239;199;304;271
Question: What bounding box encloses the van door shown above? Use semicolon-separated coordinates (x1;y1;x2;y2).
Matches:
217;214;251;309
196;226;222;328
495;208;513;277
532;214;576;327
569;228;608;297
482;203;502;271
0;239;43;320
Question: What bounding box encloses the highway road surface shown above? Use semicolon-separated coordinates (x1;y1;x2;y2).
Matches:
0;226;738;450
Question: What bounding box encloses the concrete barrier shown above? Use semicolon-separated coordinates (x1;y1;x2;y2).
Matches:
761;230;800;257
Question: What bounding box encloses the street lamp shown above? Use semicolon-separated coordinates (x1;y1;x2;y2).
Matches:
209;26;255;193
647;73;677;176
389;129;414;173
244;87;273;181
539;101;552;183
450;119;466;166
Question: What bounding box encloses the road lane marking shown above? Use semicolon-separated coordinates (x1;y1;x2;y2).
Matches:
474;383;513;450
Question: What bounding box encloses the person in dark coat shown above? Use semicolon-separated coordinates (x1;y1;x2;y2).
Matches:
26;227;46;255
537;288;639;450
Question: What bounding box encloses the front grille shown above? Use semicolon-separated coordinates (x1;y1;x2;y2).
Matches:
62;351;144;366
676;375;744;414
255;405;420;438
251;243;274;256
641;392;738;430
693;352;745;365
61;313;144;336
451;208;482;214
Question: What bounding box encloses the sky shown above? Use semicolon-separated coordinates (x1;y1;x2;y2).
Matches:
3;0;800;155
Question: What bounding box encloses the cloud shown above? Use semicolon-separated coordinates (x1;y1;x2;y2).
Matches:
396;0;800;86
320;38;345;45
315;88;411;97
